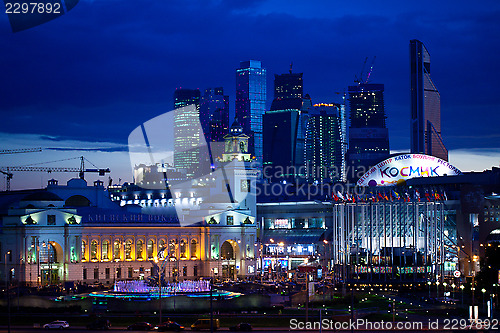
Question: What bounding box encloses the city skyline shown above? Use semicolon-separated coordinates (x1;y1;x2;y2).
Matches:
1;0;499;189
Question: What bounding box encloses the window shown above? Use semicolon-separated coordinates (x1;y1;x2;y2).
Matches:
105;267;110;279
113;240;121;260
190;239;198;259
94;268;99;280
83;268;87;280
136;240;144;260
147;240;154;259
169;239;177;259
226;215;234;225
180;239;187;259
102;240;110;261
128;267;133;278
183;266;187;276
125;240;132;260
240;179;250;192
116;267;121;279
47;215;56;225
90;240;98;260
193;265;198;277
82;241;87;261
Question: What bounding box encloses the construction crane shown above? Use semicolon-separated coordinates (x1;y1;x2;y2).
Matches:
354;56;376;84
0;147;42;155
0;156;110;191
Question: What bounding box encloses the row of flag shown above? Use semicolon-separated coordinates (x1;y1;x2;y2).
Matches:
332;188;448;203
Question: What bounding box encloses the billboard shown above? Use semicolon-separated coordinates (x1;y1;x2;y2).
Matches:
357;153;462;187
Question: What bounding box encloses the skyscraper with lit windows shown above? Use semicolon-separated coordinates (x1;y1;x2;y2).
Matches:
410;39;448;161
235;60;267;163
173;88;201;177
304;104;344;183
347;83;390;181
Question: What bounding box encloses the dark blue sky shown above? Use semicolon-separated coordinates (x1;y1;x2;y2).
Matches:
1;0;500;185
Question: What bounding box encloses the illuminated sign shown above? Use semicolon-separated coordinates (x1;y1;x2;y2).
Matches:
357;154;461;187
274;218;290;229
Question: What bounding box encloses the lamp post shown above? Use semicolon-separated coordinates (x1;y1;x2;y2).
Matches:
269;239;274;280
428;281;432;299
481;288;486;311
460;285;465;305
156;244;167;325
436;281;440;299
277;242;284;282
5;250;12;333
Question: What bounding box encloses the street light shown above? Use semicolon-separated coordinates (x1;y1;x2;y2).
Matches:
460;285;465;305
5;250;12;333
427;281;432;299
481;288;486;311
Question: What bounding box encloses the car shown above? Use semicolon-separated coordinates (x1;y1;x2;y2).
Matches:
157;321;184;331
127;322;156;331
190;319;220;331
229;323;252;331
87;319;111;330
43;321;70;330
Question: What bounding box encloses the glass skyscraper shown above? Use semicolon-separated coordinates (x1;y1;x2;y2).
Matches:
173;88;201;177
410;39;448;161
304;104;344;183
235;60;267;163
347;83;390;182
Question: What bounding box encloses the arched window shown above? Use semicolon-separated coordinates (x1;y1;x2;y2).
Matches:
220;241;234;260
113;240;121;260
102;240;110;260
90;240;98;260
158;239;166;259
136;240;144;260
191;239;198;259
169;239;177;260
147;240;154;259
125;240;133;260
180;239;187;259
82;240;87;261
41;242;57;263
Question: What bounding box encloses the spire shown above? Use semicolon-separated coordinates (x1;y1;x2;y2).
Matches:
230;117;244;134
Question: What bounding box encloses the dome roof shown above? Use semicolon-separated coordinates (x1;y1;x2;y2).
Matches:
21;191;63;202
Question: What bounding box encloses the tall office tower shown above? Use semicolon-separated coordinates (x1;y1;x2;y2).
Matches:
235;60;267;163
173;88;202;177
270;67;303;111
200;87;229;162
263;68;310;182
347;83;390;182
304;104;344;183
263;109;302;181
410;39;448;161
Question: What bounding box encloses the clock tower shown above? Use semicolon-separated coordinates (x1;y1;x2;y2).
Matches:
221;119;252;162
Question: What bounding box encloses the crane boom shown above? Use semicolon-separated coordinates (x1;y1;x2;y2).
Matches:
0;156;110;191
0;148;42;155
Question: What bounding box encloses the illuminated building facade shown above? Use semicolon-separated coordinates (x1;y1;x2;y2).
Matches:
173;88;202;177
347;83;390;182
304;104;344;183
410;39;448;161
0;141;259;286
235;60;267;164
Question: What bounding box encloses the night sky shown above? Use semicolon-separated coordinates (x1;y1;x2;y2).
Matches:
1;0;500;189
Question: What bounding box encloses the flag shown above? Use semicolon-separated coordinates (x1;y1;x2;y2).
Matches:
415;189;421;202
